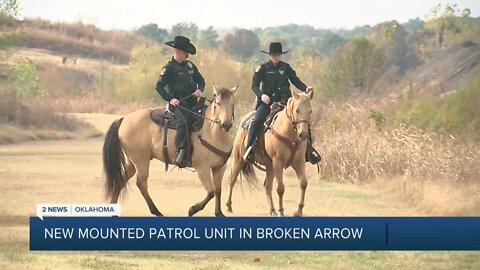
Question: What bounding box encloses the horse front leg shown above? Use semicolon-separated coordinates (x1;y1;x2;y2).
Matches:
272;160;285;216
189;166;215;216
212;164;227;217
291;159;308;217
264;169;277;216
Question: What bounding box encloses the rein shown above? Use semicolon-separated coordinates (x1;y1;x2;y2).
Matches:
177;95;235;127
177;104;219;125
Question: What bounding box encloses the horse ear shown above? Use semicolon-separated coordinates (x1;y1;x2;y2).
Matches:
212;83;218;95
306;88;314;100
287;97;294;115
291;88;300;100
230;85;239;95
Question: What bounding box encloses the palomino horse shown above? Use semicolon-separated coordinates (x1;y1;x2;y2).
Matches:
226;88;314;216
102;85;238;217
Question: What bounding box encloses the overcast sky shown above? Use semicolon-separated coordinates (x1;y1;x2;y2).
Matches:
19;0;480;30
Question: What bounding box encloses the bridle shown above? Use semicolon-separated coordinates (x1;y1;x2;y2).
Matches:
177;93;235;132
210;95;235;129
267;99;311;160
285;99;310;132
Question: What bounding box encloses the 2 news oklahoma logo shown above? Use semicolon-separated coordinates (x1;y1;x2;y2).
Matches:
36;203;120;219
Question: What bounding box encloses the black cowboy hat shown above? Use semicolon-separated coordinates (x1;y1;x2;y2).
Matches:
164;35;197;55
261;42;288;55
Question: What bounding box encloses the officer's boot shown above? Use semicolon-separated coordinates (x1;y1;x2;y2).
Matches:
305;129;321;164
305;142;321;164
243;127;257;163
243;145;255;163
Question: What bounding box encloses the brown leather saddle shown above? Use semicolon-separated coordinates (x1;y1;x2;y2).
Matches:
241;101;286;131
149;102;207;171
150;108;176;129
150;106;206;131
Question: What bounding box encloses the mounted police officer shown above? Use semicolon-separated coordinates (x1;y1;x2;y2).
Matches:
243;42;321;164
155;36;205;167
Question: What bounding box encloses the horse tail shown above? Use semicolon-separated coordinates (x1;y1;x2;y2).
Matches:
103;117;125;199
240;161;257;186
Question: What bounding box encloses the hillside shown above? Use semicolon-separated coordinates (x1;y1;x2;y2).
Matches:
401;42;480;95
2;16;155;64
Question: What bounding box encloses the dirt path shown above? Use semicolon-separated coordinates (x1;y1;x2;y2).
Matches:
0;113;478;269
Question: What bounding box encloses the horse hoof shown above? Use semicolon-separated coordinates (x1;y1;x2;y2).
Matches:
188;206;197;217
215;211;225;217
293;211;303;217
152;210;164;217
270;210;278;217
226;208;233;213
278;210;285;217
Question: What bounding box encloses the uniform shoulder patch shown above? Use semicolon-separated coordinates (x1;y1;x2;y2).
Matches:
255;65;262;73
187;61;193;68
160;67;166;76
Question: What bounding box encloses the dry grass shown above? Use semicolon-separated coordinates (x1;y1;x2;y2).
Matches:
0;124;99;145
47;95;152;115
314;101;480;184
0;89;101;144
371;177;480;215
311;101;480;215
317;123;480;183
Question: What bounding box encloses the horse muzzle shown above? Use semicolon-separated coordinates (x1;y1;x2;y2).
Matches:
221;121;233;132
298;131;309;141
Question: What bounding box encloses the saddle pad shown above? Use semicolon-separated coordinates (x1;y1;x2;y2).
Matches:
241;113;255;129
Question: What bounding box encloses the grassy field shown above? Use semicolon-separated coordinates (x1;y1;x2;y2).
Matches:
0;113;479;269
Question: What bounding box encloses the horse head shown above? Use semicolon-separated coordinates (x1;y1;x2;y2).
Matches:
286;87;314;141
212;83;238;132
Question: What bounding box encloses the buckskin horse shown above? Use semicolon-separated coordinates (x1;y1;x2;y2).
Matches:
227;88;314;216
102;84;238;217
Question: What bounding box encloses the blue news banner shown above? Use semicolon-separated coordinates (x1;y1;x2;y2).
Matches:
30;217;480;251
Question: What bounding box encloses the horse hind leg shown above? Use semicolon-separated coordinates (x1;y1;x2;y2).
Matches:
226;153;243;213
135;159;163;216
110;157;136;204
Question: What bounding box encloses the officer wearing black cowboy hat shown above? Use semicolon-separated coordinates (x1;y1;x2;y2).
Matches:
156;36;205;167
243;42;321;164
